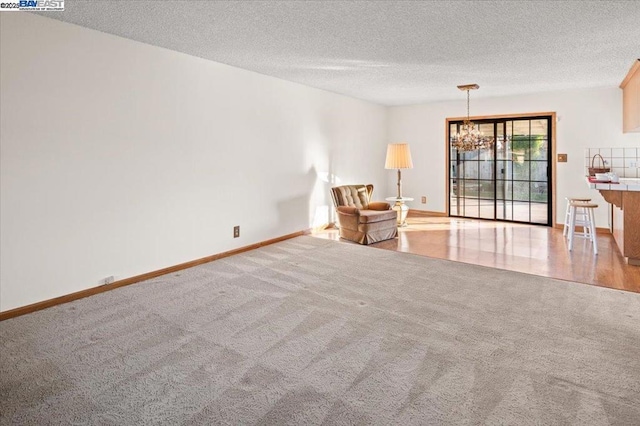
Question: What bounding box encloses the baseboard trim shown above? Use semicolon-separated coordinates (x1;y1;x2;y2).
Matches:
408;209;448;217
553;223;610;234
0;230;309;321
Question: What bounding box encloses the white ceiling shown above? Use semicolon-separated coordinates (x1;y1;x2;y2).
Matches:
36;1;640;106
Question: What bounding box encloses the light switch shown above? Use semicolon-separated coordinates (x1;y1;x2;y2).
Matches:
557;153;568;162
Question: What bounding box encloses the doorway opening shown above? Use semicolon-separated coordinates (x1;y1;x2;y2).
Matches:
447;115;554;226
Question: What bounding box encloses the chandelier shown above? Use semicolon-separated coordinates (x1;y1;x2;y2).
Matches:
452;84;494;152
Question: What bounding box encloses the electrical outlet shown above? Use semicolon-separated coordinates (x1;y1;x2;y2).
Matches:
233;226;240;238
101;276;115;286
421;196;427;204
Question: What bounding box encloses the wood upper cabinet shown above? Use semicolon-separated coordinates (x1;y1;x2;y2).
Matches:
621;59;640;133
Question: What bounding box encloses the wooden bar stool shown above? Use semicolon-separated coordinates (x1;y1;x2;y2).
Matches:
563;197;591;237
568;201;598;254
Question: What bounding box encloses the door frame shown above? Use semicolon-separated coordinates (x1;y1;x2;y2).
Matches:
444;111;557;226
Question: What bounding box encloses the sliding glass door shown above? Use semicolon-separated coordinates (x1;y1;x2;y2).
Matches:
448;116;552;226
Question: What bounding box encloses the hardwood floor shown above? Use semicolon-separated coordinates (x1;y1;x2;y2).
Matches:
313;214;640;293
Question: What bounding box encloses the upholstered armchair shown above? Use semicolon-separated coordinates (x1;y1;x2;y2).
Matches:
330;184;398;245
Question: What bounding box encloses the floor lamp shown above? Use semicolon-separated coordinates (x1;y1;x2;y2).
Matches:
385;143;413;226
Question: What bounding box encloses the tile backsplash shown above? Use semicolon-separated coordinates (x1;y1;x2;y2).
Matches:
584;147;640;178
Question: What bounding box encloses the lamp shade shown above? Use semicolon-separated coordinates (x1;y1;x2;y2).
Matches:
385;143;413;169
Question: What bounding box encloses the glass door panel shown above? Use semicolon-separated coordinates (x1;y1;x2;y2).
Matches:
480;203;494;220
448;116;552;226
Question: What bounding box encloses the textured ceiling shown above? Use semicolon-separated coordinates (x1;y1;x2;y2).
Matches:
36;1;640;106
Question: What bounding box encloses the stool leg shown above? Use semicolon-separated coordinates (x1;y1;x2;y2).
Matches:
563;201;570;237
568;205;576;251
585;209;592;239
590;208;598;255
574;207;589;238
579;207;588;239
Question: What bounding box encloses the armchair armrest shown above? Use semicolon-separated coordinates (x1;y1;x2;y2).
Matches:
337;206;359;216
368;202;391;211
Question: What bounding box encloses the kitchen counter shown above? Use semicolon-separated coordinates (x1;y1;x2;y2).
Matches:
586;177;640;265
586;177;640;191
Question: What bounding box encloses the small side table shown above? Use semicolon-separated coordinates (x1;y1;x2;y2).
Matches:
385;197;413;227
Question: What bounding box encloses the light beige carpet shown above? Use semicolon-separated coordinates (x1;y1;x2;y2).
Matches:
1;236;639;425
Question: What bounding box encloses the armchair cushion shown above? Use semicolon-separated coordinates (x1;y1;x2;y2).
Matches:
368;202;391;211
357;209;397;224
336;206;359;216
331;185;371;210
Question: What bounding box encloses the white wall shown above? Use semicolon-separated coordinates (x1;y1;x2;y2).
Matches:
387;87;640;225
0;13;388;311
